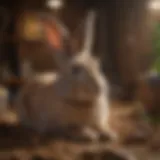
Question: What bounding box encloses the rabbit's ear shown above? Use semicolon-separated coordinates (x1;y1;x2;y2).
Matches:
43;21;62;50
71;19;86;53
40;16;69;51
39;16;72;71
71;10;96;56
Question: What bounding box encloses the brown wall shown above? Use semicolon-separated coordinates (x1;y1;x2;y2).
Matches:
60;0;152;100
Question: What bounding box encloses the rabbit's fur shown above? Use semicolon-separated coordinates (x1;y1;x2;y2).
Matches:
16;10;112;140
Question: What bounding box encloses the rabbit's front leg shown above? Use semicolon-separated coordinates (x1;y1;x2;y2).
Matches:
97;125;118;142
65;125;99;142
94;96;118;141
93;113;118;142
92;123;111;142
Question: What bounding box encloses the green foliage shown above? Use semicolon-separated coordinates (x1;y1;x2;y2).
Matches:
152;23;160;73
150;115;160;125
153;23;160;54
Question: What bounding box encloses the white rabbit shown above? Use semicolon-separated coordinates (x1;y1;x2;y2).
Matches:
15;10;114;141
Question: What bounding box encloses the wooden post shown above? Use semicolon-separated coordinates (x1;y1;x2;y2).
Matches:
105;0;151;94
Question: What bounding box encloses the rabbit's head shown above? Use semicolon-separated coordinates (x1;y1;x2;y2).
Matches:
41;11;108;104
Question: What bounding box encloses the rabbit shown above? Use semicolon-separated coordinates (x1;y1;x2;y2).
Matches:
15;10;114;141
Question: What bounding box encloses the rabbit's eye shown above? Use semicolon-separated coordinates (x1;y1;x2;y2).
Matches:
71;65;83;75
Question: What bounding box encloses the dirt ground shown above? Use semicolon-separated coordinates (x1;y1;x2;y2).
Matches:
0;110;159;160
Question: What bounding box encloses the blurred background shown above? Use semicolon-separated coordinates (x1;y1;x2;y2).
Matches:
0;0;158;112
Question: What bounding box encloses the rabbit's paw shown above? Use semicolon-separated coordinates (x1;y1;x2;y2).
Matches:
97;126;118;142
99;132;111;142
66;126;99;143
95;127;112;142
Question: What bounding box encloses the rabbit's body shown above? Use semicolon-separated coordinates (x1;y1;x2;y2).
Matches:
16;54;110;137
